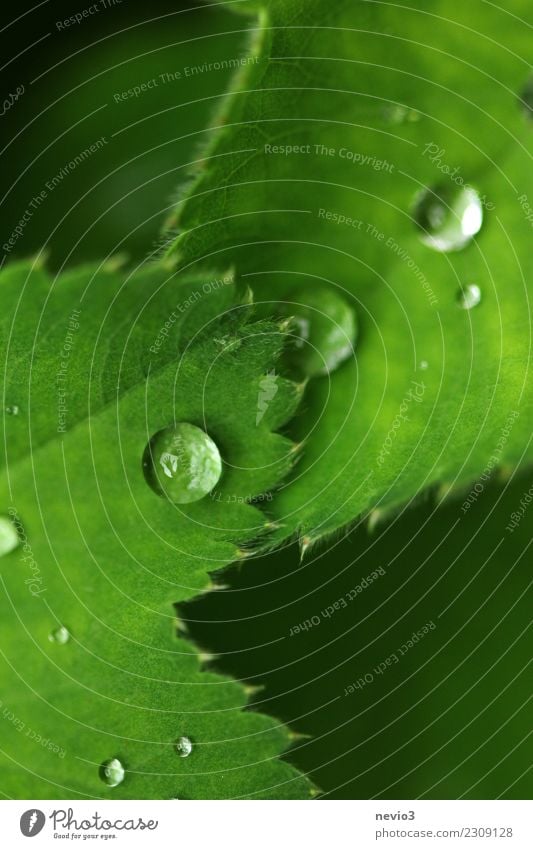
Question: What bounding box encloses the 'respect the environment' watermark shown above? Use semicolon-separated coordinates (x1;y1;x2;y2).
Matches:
113;56;261;102
56;0;122;30
3;138;108;255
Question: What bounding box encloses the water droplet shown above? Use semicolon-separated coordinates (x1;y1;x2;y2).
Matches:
143;423;222;504
519;75;533;119
413;184;483;252
280;286;357;377
100;758;125;787
5;405;19;416
419;360;429;371
175;736;193;758
0;515;20;556
384;104;421;125
48;626;70;645
457;283;482;311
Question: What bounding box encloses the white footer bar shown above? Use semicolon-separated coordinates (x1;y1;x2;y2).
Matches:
2;800;531;848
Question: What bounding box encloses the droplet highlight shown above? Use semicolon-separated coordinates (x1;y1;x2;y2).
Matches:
0;515;20;556
48;626;70;645
143;423;222;504
100;758;125;788
281;286;357;377
175;736;193;758
457;283;482;311
413;184;483;252
5;405;19;416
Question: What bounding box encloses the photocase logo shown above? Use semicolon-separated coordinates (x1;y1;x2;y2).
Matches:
256;370;279;425
20;809;46;837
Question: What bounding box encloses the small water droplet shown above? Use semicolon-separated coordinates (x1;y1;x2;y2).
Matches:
280;286;357;377
0;515;20;556
419;360;429;371
413;184;483;252
100;758;125;787
457;283;482;310
5;405;20;416
48;626;70;645
175;736;193;758
143;423;222;504
384;104;421;125
519;75;533;119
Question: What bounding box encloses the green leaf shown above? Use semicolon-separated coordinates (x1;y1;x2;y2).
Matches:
169;0;533;545
0;259;309;798
185;469;533;799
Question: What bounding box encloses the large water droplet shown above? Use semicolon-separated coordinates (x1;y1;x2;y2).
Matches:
0;515;20;556
5;405;19;416
175;736;193;758
48;626;70;645
100;758;125;787
143;423;222;504
457;283;482;311
281;286;357;377
413;184;483;251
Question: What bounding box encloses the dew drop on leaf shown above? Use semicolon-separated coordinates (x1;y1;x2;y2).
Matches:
5;405;19;416
175;736;193;758
419;360;429;371
0;515;20;556
280;286;357;377
413;184;483;251
457;283;482;310
143;423;222;504
100;758;125;787
48;626;70;645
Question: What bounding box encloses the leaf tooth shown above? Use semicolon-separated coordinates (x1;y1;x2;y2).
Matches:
299;535;317;561
174;616;190;639
263;519;284;531
198;651;219;669
367;508;386;534
242;682;265;699
101;253;129;272
235;547;256;560
200;580;230;594
29;250;49;269
287;729;312;742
